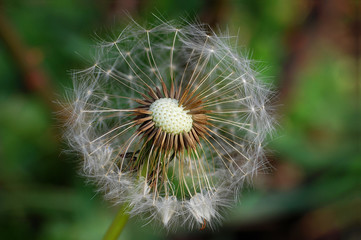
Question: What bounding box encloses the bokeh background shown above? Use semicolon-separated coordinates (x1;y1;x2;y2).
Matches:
0;0;359;239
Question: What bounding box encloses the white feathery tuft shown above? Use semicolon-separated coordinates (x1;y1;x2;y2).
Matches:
188;193;216;224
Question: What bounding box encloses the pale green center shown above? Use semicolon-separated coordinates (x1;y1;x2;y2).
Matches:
149;98;193;134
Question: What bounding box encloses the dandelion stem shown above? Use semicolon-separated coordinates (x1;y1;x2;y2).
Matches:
103;204;130;240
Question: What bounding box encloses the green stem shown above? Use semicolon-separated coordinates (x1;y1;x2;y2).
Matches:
103;204;130;240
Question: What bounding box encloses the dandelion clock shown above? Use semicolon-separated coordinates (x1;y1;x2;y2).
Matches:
64;17;275;236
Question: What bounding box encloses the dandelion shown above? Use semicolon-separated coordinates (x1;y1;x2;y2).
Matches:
64;17;275;232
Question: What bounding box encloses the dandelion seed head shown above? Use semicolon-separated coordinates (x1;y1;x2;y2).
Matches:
63;16;276;230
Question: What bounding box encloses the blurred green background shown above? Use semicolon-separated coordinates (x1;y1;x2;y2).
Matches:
0;0;359;239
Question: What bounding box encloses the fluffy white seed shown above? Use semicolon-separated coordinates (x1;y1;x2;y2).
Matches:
157;196;178;226
189;193;216;224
